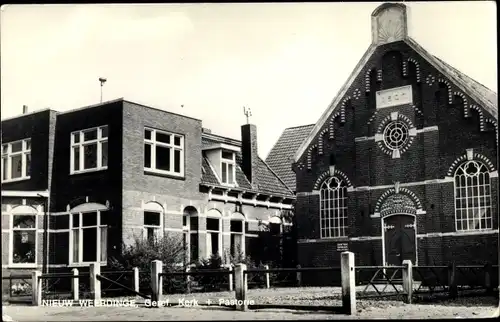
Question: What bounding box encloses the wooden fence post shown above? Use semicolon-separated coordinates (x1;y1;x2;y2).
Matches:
296;264;302;287
133;267;139;293
72;268;79;301
264;265;270;289
402;260;413;304
341;251;356;315
448;262;457;299
484;263;492;295
234;263;247;311
31;271;42;306
90;263;101;301
228;265;234;291
151;260;163;303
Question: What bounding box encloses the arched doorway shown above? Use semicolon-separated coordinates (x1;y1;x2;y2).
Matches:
380;194;417;266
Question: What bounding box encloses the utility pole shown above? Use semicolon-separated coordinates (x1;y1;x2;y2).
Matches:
99;77;107;103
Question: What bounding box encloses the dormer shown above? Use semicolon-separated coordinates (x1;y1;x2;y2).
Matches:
203;143;239;187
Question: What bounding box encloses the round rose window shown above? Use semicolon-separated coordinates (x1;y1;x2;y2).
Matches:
383;120;409;151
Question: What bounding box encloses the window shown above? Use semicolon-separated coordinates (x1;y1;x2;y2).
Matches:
230;218;244;258
144;211;162;242
144;128;184;176
454;160;492;231
70;126;108;174
221;150;235;185
1;138;31;182
269;223;281;236
185;216;199;262
383;121;409;151
70;211;107;264
320;176;348;238
12;214;37;264
206;217;221;257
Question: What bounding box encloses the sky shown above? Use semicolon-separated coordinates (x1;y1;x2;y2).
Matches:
1;2;497;160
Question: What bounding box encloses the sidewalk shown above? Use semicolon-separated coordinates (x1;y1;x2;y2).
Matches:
3;301;497;321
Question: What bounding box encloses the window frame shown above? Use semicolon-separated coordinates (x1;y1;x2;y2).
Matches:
70;125;108;175
220;150;236;186
1;138;31;183
206;216;222;258
9;210;38;268
144;127;185;177
319;176;348;239
183;215;199;263
69;210;107;266
230;215;246;257
453;160;493;232
143;210;164;242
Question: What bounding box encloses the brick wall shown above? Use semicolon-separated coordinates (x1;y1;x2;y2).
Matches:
1;110;56;191
293;41;498;268
49;101;124;266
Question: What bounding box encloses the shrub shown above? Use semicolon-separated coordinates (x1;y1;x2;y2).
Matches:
108;233;186;294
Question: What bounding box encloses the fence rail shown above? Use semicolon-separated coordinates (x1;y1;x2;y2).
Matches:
19;255;499;316
2;274;33;300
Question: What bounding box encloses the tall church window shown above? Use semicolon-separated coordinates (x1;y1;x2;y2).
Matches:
320;176;348;238
454;160;492;231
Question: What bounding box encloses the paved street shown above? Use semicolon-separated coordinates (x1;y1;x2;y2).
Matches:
3;286;499;321
3;302;498;321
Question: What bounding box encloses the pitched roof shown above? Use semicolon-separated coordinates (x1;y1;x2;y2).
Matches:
265;124;315;191
405;38;497;119
201;133;294;197
293;37;498;162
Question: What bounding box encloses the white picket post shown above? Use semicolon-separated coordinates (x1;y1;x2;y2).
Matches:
341;251;356;315
72;268;79;301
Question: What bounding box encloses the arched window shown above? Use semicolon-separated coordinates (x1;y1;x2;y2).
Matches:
206;209;222;258
268;216;282;236
10;205;39;266
183;206;199;263
320;176;348;238
454;160;492;231
143;202;164;243
69;202;108;264
230;213;245;258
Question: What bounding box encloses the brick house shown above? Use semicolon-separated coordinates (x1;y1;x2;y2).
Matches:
267;3;498;271
1;99;295;279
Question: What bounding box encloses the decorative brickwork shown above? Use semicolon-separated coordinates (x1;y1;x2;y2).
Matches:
374;187;423;214
313;169;353;190
446;152;496;177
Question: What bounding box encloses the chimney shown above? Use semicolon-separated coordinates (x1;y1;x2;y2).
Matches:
22;105;28;114
241;124;259;185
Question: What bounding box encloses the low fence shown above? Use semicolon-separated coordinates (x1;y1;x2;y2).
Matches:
150;257;353;314
2;274;33;303
24;254;499;315
412;263;498;300
28;265;144;305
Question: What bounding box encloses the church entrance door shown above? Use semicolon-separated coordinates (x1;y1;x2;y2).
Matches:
383;214;416;266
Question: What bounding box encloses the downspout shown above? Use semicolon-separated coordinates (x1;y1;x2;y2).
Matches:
38;193;49;274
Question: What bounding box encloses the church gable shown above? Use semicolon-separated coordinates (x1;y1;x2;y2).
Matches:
293;4;497;173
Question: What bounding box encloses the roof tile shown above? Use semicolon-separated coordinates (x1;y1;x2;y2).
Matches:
201;134;292;196
265;124;315;191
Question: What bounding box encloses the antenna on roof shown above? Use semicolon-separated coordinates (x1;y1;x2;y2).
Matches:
243;106;252;124
99;77;107;103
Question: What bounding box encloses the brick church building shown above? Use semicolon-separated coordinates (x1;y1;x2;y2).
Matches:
267;3;498;268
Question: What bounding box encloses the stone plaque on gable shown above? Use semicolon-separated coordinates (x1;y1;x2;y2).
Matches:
376;85;413;109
